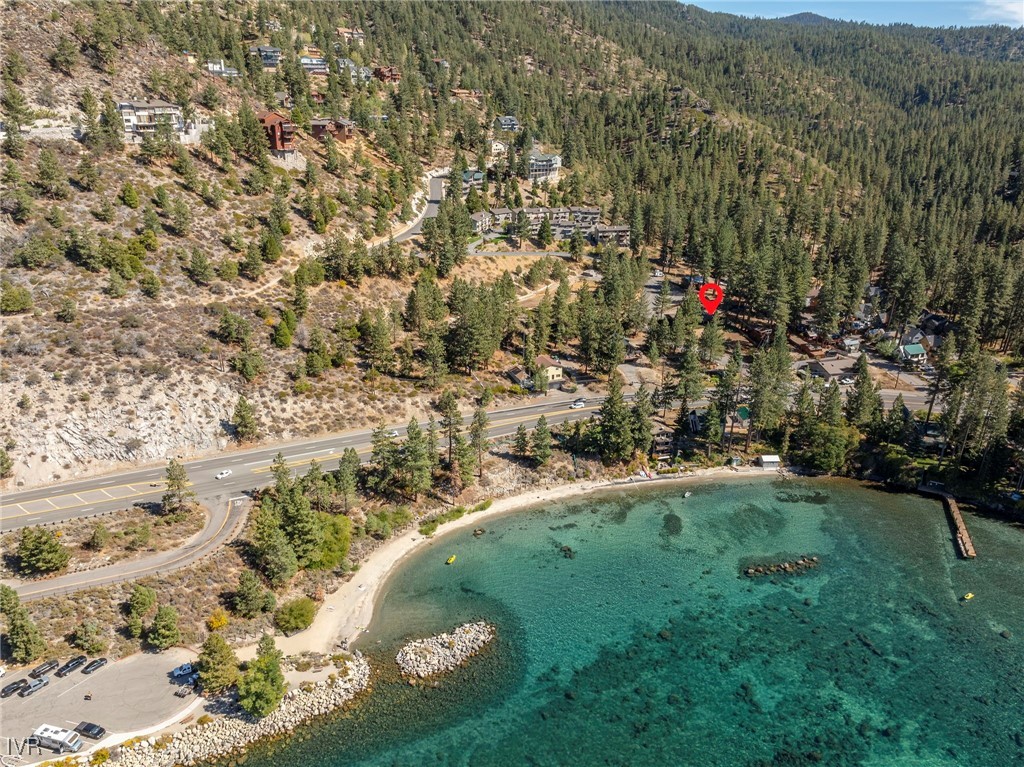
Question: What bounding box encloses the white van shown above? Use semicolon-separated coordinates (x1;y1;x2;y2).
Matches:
33;724;83;753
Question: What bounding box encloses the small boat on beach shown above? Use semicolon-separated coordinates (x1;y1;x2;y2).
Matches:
446;555;457;565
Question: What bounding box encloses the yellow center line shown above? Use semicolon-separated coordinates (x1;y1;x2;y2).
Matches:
249;406;598;474
2;481;182;519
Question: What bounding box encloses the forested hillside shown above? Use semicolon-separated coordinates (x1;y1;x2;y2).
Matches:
1;1;1021;494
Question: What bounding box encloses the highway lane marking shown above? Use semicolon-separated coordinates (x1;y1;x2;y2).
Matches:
248;406;600;475
1;481;185;520
18;499;240;599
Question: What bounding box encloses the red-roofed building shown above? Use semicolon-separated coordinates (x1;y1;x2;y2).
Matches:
256;110;296;155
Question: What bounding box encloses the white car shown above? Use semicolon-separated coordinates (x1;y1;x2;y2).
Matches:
386;430;400;438
839;377;855;386
653;269;664;277
171;662;194;677
569;400;586;410
214;469;232;480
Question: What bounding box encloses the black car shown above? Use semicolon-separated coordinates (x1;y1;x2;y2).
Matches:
0;678;28;698
29;659;59;679
82;658;108;675
75;722;106;740
55;655;88;678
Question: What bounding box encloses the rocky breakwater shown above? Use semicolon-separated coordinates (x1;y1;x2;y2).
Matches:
113;656;370;767
744;555;821;578
396;621;495;679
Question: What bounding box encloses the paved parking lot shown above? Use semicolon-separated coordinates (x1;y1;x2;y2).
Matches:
1;647;197;760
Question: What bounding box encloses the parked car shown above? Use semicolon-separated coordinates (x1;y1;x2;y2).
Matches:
75;722;107;740
174;686;191;698
171;662;194;678
185;672;200;686
56;655;88;678
0;665;6;678
1;678;28;698
839;377;855;386
214;469;232;480
82;658;108;675
19;677;49;697
30;660;59;679
653;269;664;277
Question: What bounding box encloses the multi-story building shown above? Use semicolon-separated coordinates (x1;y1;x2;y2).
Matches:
373;66;402;83
116;99;185;139
205;59;240;78
338;58;373;84
528;149;562;183
256;110;296;156
336;27;366;45
493;115;521;132
311;117;356;143
249;45;282;69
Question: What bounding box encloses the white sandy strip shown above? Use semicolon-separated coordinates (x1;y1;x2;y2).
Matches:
238;467;778;661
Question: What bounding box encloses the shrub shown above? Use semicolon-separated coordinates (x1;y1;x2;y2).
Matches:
273;597;316;635
206;607;230;632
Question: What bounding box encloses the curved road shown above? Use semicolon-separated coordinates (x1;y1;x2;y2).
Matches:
3;393;605;600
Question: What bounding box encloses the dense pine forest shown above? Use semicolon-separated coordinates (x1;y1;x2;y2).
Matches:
1;1;1022;500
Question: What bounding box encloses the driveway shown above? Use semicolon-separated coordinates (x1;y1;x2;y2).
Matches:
1;647;197;762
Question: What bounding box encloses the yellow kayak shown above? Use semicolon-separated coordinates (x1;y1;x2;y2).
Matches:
446;555;456;565
963;592;974;600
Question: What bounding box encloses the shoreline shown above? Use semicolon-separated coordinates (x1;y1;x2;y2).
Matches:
238;466;780;661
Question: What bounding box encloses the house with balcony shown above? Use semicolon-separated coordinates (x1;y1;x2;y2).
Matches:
591;224;631;248
337;27;366;45
300;56;329;76
338;58;372;84
373;66;402;83
311;117;356;143
249;45;282;69
117;99;185;141
205;59;240;78
256;110;296;156
527;149;562;183
493;115;521;132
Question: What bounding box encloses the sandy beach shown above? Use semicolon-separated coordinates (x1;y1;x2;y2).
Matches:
238;467;778;661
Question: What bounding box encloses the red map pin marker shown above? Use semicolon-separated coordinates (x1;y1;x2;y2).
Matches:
698;282;724;315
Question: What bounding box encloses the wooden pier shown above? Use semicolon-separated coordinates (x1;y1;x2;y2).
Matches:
919;485;977;559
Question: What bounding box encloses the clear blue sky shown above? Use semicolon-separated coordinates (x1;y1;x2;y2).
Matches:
691;1;1024;27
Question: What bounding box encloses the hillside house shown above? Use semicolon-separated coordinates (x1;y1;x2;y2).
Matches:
450;88;483;103
249;45;282;68
840;337;861;354
494;115;521;132
534;355;564;387
310;117;356;143
256;110;296;156
373;66;401;83
527;149;562;182
117;100;185;140
461;169;485;193
205;59;240;78
470;210;492;233
274;91;294;109
507;365;531;388
338;58;372;84
592;224;631;248
899;343;927;365
808;357;857;383
900;326;926;346
300;56;329;76
757;455;781;470
491;139;508;156
337;27;366;45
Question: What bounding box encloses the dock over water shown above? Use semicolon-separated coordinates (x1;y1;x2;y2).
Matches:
919;485;977;559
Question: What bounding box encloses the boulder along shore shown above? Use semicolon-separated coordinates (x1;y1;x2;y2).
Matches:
396;622;496;679
112;656;370;767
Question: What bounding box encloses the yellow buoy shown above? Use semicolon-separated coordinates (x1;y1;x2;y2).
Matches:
963;593;974;600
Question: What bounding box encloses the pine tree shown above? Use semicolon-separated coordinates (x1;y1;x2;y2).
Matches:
232;395;260;442
532;415;553;466
336;448;360;512
630;384;655;457
34;148;70;199
818;381;844;427
438;389;461;464
147;605;180;651
5;606;45;663
161;459;196;515
279;486;323;569
513;424;531;458
844;353;882;430
198;633;240;693
469;408;490;478
233;570;275;618
698;313;725;365
597;373;635;462
238;635;286;717
17;527;71;574
187;249;213;285
452;432;476;489
701;400;723;457
403;419;433;500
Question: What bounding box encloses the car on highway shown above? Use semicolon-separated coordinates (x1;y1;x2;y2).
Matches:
19;677;49;697
75;722;107;740
386;430;400;438
569;399;586;409
30;659;59;679
214;469;232;480
56;655;88;678
82;658;108;675
172;662;194;677
1;678;28;698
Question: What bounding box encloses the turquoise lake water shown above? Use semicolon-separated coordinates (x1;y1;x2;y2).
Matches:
242;477;1024;767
